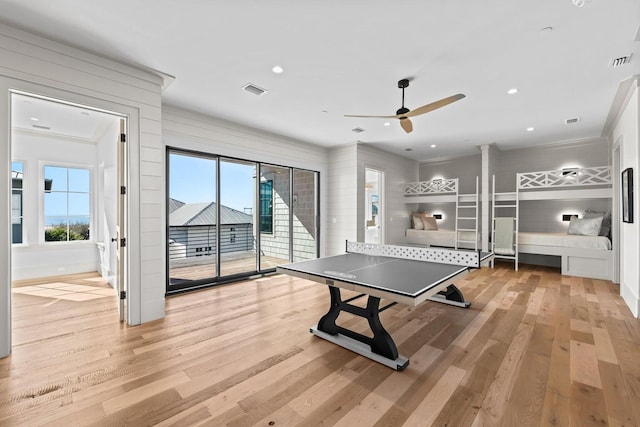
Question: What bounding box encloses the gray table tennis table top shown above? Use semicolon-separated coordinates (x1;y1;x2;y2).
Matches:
278;250;492;305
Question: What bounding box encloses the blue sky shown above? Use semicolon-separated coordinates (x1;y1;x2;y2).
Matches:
43;165;90;225
169;153;255;212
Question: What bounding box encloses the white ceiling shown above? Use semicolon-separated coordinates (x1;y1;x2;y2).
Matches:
11;94;118;141
1;0;639;161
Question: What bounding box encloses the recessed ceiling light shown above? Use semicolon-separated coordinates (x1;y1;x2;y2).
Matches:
507;88;518;95
430;144;437;148
383;122;390;127
572;0;585;7
272;65;284;74
30;117;39;122
526;127;535;132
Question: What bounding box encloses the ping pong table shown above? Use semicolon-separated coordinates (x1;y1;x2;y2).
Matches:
277;241;493;370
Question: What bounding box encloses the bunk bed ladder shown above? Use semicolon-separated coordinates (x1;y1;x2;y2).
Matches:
491;175;518;270
455;176;479;250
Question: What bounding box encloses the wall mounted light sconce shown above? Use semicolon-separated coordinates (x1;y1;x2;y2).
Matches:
433;214;443;220
562;214;577;222
561;167;579;178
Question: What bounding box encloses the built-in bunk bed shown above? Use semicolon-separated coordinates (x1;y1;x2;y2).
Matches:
492;166;612;279
403;177;480;250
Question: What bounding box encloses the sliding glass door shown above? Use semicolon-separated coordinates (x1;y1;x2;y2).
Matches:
219;159;257;277
166;148;319;293
259;164;290;270
168;152;217;287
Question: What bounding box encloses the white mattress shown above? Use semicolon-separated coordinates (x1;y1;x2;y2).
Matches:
518;232;611;250
405;229;480;249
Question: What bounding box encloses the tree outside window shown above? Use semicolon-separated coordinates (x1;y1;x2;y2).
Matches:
44;166;90;242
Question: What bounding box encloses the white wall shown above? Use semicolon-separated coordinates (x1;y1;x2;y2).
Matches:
1;23;165;357
326;144;358;255
162;105;328;256
611;80;639;317
495;138;610;192
417;154;482;231
419;153;482;194
11;130;102;280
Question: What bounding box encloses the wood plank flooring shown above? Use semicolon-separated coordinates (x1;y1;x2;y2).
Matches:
1;262;639;426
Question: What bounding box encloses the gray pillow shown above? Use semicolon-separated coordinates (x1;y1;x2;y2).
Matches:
568;216;603;236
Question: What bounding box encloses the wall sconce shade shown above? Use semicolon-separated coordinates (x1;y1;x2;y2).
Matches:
433;214;443;220
562;214;577;221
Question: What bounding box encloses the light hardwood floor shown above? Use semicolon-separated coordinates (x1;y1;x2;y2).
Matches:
2;262;639;426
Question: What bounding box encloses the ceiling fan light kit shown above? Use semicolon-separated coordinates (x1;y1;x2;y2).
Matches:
345;79;465;133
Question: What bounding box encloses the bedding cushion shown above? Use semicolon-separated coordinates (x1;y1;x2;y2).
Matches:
411;212;430;229
412;216;424;230
422;216;438;230
583;209;611;237
568;216;603;236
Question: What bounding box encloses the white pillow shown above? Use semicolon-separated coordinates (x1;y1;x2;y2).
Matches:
583;210;611;237
568;216;603;236
412;216;424;230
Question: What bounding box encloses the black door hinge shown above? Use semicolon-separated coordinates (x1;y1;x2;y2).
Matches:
120;290;126;300
120;238;126;247
120;186;126;195
120;133;126;143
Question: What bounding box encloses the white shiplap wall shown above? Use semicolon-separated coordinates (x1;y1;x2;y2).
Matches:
356;144;419;246
161;105;329;256
0;23;165;357
611;80;639;317
326;144;358;256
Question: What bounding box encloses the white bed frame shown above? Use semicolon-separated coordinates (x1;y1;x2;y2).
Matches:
404;177;479;250
493;166;613;280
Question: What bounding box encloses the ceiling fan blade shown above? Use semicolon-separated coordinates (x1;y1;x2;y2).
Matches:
404;93;466;118
400;118;413;133
344;113;399;119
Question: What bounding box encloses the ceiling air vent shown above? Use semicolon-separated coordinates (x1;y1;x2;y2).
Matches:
610;54;632;68
565;117;580;124
242;83;267;96
352;127;365;133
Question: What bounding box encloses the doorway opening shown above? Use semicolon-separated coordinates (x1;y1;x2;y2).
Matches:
365;168;383;244
10;92;126;326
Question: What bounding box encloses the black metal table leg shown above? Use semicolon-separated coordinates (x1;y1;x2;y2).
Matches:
314;286;406;369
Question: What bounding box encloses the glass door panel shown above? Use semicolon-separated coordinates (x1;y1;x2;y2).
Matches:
292;169;318;261
219;159;257;277
168;152;217;289
259;164;291;270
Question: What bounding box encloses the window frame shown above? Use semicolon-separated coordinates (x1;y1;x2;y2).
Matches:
41;162;94;244
11;161;25;245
